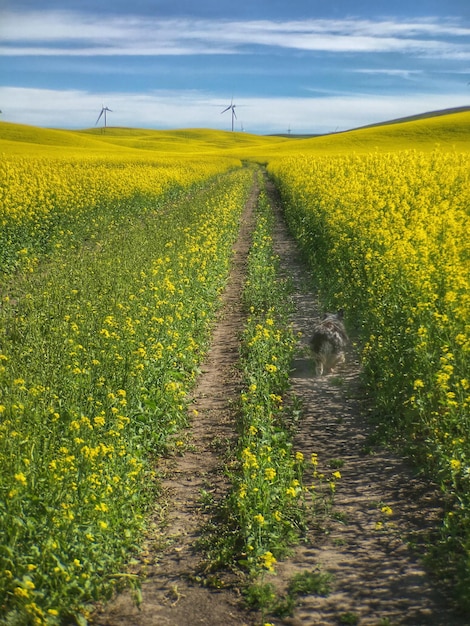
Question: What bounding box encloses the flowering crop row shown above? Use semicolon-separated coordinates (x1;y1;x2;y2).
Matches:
269;150;470;608
225;180;313;584
0;165;252;625
0;154;240;275
235;186;301;575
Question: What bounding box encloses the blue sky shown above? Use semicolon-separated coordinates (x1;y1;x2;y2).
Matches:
1;0;469;134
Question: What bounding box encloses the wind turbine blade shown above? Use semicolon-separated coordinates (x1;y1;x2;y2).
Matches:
233;109;237;119
96;109;104;125
221;105;231;113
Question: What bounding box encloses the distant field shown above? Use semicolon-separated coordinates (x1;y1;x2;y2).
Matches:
1;107;469;158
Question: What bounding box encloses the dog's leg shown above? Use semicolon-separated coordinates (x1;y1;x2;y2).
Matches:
330;352;345;372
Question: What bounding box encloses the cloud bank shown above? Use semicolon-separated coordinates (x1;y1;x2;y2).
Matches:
1;11;470;58
1;86;468;134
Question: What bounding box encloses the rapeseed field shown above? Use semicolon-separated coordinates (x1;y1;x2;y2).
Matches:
0;124;253;623
1;110;470;620
269;147;470;607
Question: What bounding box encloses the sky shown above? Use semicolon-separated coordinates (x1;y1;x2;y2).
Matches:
1;0;469;134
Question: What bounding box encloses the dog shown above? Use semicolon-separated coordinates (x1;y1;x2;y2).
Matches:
310;310;348;376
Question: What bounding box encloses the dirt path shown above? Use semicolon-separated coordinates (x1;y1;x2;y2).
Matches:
94;173;465;626
264;177;465;626
93;178;260;626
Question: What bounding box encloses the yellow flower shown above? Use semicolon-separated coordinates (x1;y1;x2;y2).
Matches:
259;551;277;572
264;467;276;481
253;514;265;525
242;447;259;469
15;472;27;486
381;505;393;516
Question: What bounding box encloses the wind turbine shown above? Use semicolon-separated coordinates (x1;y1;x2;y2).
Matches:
221;98;237;131
96;105;112;129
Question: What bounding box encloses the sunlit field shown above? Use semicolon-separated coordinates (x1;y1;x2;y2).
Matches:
0;127;253;623
268;146;470;606
1;109;470;621
0;151;243;274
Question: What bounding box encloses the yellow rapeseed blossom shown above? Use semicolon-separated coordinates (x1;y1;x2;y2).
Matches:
259;551;277;572
14;472;27;486
264;467;276;481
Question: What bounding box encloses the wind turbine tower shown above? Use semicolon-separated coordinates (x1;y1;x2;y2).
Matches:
221;99;237;131
96;105;112;129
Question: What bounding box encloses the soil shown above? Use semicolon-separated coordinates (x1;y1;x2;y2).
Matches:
92;174;466;626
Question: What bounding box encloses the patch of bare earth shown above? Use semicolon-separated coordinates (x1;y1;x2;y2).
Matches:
94;173;465;626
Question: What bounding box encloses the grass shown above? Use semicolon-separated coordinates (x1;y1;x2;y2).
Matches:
243;568;334;618
199;172;306;580
287;569;334;597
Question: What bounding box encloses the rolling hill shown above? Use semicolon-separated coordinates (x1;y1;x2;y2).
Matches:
1;107;469;159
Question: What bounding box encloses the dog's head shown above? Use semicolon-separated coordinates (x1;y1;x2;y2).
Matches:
322;309;344;321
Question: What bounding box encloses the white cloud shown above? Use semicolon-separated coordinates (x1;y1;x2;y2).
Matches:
1;11;469;58
353;69;423;79
1;86;469;134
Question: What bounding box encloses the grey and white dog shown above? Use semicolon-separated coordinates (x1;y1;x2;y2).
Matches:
310;310;349;376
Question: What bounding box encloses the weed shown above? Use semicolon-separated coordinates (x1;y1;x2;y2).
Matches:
243;581;277;611
329;459;345;469
338;611;360;624
331;511;349;524
288;568;334;597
